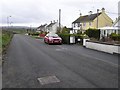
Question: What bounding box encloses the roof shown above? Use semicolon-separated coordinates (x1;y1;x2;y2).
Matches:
38;24;47;29
72;13;102;23
113;16;120;26
47;22;57;27
99;26;119;30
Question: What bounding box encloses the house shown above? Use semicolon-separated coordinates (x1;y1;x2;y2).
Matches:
72;8;113;33
47;21;59;33
36;24;47;33
99;16;120;39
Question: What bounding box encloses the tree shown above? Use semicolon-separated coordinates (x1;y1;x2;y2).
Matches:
61;26;69;34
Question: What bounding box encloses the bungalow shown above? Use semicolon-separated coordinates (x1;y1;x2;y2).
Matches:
99;16;120;39
72;8;113;33
47;21;59;33
36;24;47;33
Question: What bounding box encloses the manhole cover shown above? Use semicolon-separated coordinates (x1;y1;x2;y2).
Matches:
38;75;60;85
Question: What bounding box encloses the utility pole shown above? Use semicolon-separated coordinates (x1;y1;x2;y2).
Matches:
97;9;99;29
7;16;12;29
59;9;61;32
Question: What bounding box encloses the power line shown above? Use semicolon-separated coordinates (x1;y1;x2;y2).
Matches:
106;11;120;15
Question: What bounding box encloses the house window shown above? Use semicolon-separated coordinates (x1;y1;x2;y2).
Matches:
80;24;82;27
83;23;86;26
89;22;92;26
78;23;80;27
75;23;78;27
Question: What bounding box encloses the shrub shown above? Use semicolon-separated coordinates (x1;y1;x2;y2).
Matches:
2;30;13;53
85;28;100;39
110;33;120;41
58;33;89;44
30;32;40;36
58;34;70;44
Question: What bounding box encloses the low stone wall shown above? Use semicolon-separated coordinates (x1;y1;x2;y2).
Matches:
85;41;120;54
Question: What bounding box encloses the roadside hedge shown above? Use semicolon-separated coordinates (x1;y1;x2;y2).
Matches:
2;30;14;53
58;34;70;44
85;28;100;40
30;32;40;36
58;33;88;44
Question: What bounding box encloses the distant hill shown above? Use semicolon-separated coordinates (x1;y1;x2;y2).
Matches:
1;26;37;30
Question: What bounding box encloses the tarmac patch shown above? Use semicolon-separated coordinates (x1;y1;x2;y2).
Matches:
38;75;60;85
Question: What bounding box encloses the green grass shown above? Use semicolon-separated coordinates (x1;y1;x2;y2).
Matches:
2;31;13;53
32;36;44;39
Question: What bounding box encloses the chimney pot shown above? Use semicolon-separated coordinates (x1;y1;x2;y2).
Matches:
102;8;105;12
80;13;82;16
89;11;92;15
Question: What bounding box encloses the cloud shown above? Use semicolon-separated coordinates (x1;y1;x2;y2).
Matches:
1;0;119;27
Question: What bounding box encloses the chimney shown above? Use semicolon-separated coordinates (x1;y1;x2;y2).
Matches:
80;13;82;16
89;11;92;15
53;20;55;23
102;8;105;13
51;21;52;23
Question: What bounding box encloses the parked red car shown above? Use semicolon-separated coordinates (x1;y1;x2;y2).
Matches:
44;33;62;44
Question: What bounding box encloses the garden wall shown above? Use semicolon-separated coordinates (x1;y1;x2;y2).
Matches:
85;41;120;54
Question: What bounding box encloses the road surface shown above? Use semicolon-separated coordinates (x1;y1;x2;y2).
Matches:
2;34;118;88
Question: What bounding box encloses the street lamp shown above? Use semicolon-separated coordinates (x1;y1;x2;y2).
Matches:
7;16;12;29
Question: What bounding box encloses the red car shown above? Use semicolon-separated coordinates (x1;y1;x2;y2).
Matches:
44;33;62;44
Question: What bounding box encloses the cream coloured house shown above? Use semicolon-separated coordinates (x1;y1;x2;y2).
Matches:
72;8;113;33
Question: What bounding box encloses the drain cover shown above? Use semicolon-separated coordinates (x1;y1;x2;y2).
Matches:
38;75;60;85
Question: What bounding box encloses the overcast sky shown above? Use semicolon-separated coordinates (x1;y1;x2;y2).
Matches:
0;0;119;27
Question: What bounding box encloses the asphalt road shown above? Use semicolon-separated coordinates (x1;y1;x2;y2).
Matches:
2;34;118;88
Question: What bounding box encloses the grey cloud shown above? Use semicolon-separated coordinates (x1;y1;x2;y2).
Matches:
1;0;119;27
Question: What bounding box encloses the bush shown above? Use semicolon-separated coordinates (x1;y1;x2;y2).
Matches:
110;33;120;41
85;28;100;39
30;32;40;36
2;30;13;53
58;33;89;44
58;34;70;44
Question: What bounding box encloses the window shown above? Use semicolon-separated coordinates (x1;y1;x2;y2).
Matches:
75;23;78;27
115;30;117;34
78;23;80;27
89;22;92;26
83;23;86;26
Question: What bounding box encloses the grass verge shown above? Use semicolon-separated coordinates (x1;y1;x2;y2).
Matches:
2;30;13;54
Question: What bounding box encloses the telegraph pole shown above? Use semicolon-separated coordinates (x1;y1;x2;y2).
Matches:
59;9;61;31
7;16;12;29
97;9;99;29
